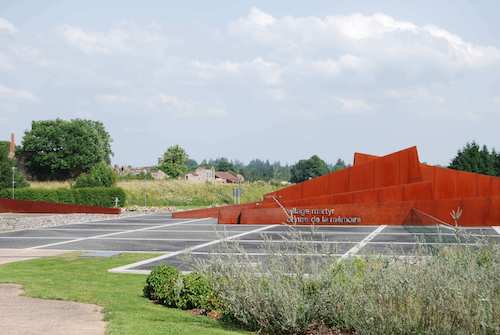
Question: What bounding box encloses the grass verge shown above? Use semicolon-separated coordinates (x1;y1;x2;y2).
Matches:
0;253;249;335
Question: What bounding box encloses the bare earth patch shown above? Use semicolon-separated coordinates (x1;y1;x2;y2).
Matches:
0;284;106;335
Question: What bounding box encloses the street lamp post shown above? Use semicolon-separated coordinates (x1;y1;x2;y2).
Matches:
11;166;16;200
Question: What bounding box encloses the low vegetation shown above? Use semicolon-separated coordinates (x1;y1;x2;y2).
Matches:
144;237;500;335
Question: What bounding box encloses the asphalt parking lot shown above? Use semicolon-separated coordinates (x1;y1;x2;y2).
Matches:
0;213;499;274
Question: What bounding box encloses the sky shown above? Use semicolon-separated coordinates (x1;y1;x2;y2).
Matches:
1;0;500;167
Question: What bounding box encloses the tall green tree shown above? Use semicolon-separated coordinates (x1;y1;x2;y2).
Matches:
159;145;189;178
329;158;347;172
449;142;497;176
19;119;113;180
290;155;329;183
210;157;235;172
0;142;29;190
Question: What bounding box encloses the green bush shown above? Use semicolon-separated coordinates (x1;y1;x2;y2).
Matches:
144;266;219;311
0;187;126;207
143;265;180;307
175;272;216;310
73;162;116;188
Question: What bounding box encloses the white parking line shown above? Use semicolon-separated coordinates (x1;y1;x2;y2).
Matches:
109;224;279;274
340;225;387;260
27;218;211;250
493;227;500;235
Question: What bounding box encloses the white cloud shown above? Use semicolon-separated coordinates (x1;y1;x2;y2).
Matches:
385;87;445;104
0;53;13;71
0;18;16;34
155;94;227;119
95;94;130;104
0;84;37;101
192;57;282;85
58;23;165;55
335;97;372;113
229;8;500;71
308;54;369;77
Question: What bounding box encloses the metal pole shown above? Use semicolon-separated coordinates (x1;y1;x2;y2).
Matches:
11;167;16;200
144;169;147;207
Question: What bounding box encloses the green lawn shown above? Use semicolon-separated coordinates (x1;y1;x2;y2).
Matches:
0;253;249;335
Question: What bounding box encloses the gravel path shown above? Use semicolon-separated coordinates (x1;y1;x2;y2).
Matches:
0;284;105;335
0;212;146;232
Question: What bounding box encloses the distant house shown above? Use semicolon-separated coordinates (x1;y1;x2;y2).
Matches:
215;171;244;184
114;165;166;180
184;168;244;184
185;167;215;183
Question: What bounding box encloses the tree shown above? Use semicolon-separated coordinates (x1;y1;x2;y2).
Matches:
19;119;113;180
290;155;329;183
211;157;235;172
186;159;198;172
0;142;29;190
329;158;347;172
449;142;497;176
73;162;116;188
159;145;189;178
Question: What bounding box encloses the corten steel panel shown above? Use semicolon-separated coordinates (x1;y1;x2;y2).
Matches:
353;152;379;166
351;189;379;204
378;185;404;202
407;147;422;183
326;169;350;194
477;174;492;197
433;167;457;199
455;170;479;198
301;173;329;199
373;154;399;188
0;198;120;214
240;203;413;225
348;161;375;192
274;183;303;201
240;207;287;224
397;148;410;185
419;164;435;183
491;178;500;196
402;182;433;201
486;197;500;225
218;207;243;224
460;198;489;226
331;192;354;204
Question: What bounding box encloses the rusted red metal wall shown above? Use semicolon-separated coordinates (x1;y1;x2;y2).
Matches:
0;198;120;214
173;146;500;226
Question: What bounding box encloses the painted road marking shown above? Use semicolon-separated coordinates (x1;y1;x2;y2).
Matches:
27;218;211;250
340;225;387;260
493;227;500;234
109;224;279;274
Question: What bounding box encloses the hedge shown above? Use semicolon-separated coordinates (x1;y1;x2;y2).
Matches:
0;187;126;208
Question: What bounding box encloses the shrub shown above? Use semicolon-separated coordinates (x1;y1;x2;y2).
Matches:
175;272;216;310
143;265;180;307
144;266;220;311
0;187;126;207
73;162;116;188
199;238;500;335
